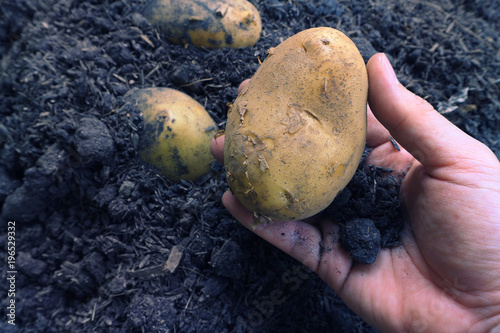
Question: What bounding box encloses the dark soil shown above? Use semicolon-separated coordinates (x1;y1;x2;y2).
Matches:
1;0;499;332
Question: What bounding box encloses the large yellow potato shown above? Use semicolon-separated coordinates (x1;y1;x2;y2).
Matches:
142;0;261;48
224;27;368;221
129;88;218;182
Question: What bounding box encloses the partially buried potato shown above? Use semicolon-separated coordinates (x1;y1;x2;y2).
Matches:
129;88;218;182
142;0;261;48
224;27;368;221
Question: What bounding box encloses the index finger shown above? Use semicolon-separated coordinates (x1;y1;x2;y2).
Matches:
210;134;225;164
221;190;352;287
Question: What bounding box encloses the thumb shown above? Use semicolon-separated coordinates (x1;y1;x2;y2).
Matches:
366;53;485;170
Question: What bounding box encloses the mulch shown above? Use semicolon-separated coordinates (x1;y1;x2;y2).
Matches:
1;0;498;332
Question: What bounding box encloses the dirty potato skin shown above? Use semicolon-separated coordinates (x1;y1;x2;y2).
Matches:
142;0;261;48
224;27;368;221
129;88;218;182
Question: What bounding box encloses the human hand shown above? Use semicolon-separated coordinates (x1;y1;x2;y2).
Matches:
210;53;500;332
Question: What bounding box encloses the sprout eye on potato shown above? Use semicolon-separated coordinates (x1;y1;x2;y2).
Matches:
127;87;218;182
142;0;261;48
224;27;368;221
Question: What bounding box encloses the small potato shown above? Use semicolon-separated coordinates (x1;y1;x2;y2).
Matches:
224;27;368;221
129;88;218;182
142;0;261;48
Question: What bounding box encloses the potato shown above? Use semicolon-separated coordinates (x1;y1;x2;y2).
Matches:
224;27;368;221
129;88;218;182
141;0;261;48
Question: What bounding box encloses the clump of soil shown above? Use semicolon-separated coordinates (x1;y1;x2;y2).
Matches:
1;0;498;332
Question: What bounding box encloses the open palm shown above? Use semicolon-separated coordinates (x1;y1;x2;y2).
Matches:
211;53;500;332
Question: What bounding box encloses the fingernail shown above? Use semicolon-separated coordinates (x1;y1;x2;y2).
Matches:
382;53;399;84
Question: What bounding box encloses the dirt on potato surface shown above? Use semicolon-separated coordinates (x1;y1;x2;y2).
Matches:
0;0;498;332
